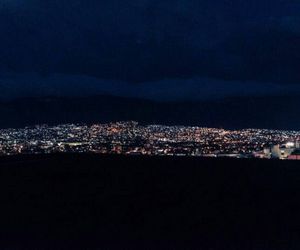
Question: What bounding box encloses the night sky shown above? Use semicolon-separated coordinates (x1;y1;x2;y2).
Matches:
1;0;300;101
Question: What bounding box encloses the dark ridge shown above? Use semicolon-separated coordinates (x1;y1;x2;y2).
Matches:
0;94;299;130
0;154;299;249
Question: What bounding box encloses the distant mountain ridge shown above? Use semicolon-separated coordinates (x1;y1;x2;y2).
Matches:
0;95;299;130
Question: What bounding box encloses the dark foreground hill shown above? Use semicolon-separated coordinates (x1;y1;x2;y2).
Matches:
0;154;300;249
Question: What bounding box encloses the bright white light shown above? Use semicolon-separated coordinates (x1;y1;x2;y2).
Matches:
286;142;295;148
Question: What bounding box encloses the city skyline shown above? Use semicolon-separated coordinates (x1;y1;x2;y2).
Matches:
0;2;299;248
1;121;299;160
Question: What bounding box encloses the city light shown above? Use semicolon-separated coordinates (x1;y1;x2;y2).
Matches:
0;121;299;160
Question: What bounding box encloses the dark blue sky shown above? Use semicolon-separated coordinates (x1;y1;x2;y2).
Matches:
0;0;300;100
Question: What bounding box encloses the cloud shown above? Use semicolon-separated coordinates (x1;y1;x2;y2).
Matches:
277;16;300;34
0;0;299;86
0;73;300;101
